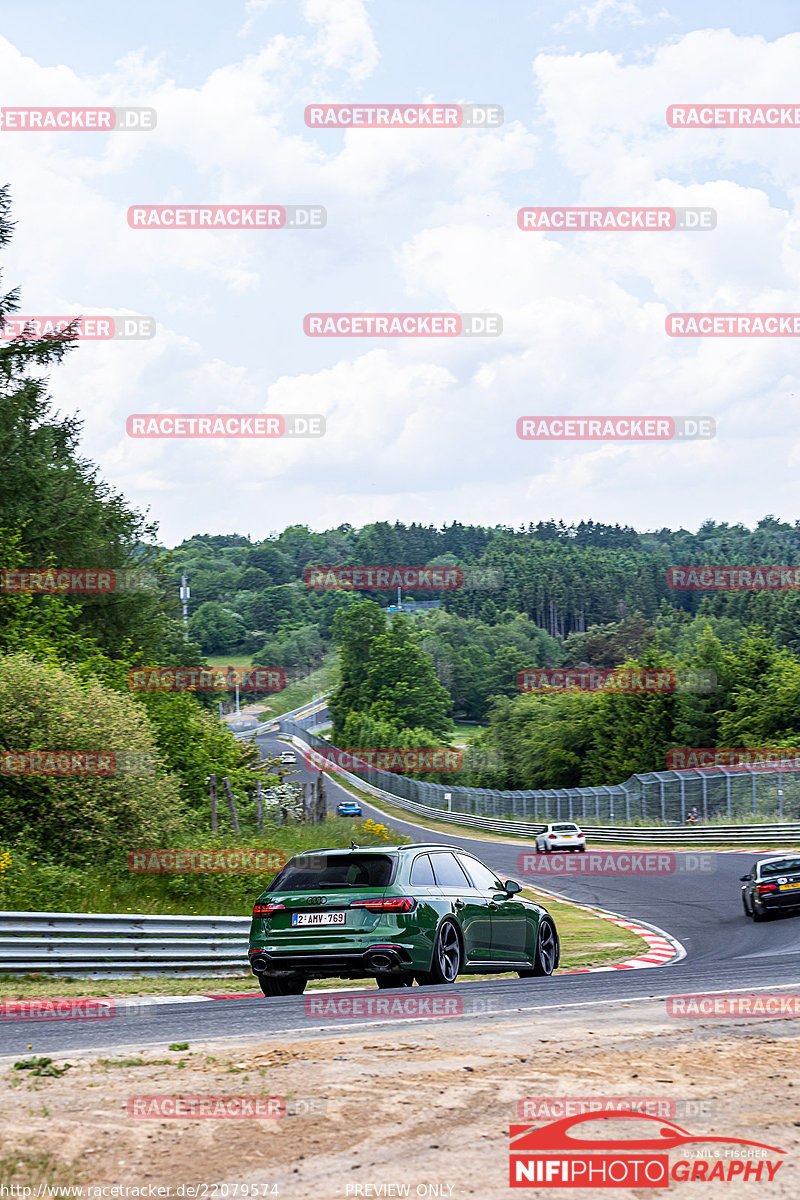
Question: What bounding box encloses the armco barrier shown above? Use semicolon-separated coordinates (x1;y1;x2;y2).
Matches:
232;696;329;740
289;730;800;846
0;912;251;977
283;710;800;829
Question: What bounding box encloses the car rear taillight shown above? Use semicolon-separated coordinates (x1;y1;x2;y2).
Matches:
253;902;285;916
349;897;416;913
756;883;777;895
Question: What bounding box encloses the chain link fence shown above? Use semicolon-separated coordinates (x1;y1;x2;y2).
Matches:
280;714;800;826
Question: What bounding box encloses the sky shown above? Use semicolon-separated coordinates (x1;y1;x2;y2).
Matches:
2;0;800;546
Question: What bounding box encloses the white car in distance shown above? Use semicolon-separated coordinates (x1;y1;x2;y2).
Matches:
536;822;587;853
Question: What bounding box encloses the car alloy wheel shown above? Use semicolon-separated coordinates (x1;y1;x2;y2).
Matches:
519;917;558;977
258;975;307;996
417;920;462;985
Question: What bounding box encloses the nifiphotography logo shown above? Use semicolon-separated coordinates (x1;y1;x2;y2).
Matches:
509;1111;785;1187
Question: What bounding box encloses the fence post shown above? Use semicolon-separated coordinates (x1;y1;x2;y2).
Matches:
726;773;732;818
752;771;757;817
209;774;219;835
256;781;263;833
222;777;240;833
778;770;783;819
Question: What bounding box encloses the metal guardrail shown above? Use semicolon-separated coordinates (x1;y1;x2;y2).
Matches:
290;733;800;846
232;696;329;740
0;912;251;977
282;714;800;830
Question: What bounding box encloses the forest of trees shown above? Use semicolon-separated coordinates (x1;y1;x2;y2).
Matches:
163;517;800;791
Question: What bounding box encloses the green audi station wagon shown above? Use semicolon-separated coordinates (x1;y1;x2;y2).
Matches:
248;843;559;995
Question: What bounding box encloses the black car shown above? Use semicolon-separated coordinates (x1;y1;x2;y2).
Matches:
740;855;800;921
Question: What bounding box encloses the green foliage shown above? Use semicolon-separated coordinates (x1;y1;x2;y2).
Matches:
252;623;325;681
328;601;452;743
136;689;265;810
188;601;249;654
0;654;189;862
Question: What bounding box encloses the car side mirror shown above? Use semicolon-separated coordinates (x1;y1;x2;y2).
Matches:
739;875;750;882
503;879;522;895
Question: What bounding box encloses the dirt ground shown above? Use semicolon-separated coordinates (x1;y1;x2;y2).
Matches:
1;999;799;1198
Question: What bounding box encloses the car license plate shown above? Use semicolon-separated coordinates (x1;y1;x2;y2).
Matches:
778;882;800;891
291;911;346;926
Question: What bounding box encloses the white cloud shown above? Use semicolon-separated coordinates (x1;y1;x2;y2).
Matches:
6;17;800;542
554;0;661;34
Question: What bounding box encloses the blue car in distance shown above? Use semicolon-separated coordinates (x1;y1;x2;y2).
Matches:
337;800;362;817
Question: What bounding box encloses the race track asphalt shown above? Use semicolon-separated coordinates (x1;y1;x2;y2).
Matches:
3;731;798;1056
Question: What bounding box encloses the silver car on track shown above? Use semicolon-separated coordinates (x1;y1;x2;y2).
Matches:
535;822;587;853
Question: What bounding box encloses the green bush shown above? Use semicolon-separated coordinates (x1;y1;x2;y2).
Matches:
0;653;190;863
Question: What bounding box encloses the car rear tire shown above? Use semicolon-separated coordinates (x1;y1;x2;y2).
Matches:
752;901;771;922
375;974;413;988
416;920;462;985
519;917;558;978
258;975;307;996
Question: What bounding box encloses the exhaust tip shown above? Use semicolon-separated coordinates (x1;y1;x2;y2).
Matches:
364;948;401;972
251;954;271;973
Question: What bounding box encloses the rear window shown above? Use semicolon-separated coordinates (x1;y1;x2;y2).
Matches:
760;858;800;878
552;824;579;832
268;853;395;891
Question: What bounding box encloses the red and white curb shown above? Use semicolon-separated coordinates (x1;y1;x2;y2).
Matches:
524;885;685;974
